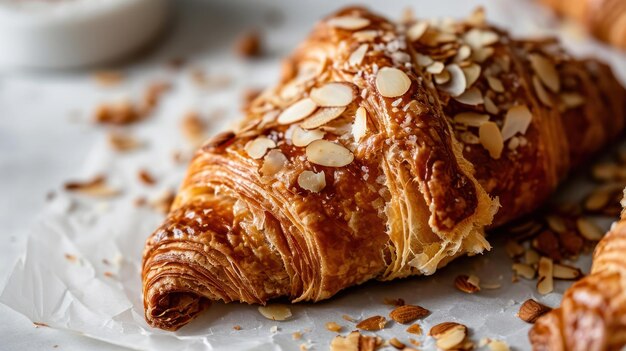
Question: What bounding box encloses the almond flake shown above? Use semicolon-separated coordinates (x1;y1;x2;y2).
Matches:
438;64;466;97
64;175;120;197
301;106;346;129
501;105;532;141
537;257;554;295
545;215;567;233
306;140;354;167
376;67;412;98
426;61;445;74
484;95;499;114
349;44;369;66
330;331;379;351
454;112;489;127
486;76;505;93
245;136;276;159
430;323;467;350
472;47;494;63
464;28;499;49
406;324;422;335
415;53;434;67
261;150;287;177
585;189;611;211
292;126;325;147
552;263;583;280
518;299;551;323
325;321;342;332
454;45;472;62
311;83;355;107
298;170;326;192
389;305;430;324
407;21;429;41
479;121;503;159
327;16;370;30
560;93;584;109
353;30;379;41
487;340;510;351
576;217;603;241
356;315;387;331
455;274;480;293
434;70;451;84
108;132;141;152
532;75;553;107
277;98;318;124
525;249;540;265
454;87;484;105
529;53;560;93
462;63;481;88
352;107;368;142
258;304;292;321
512;263;536;279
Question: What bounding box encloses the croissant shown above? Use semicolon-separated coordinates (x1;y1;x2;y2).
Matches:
530;190;626;351
539;0;626;49
142;7;626;330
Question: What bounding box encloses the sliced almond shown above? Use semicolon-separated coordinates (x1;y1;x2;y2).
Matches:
297;170;326;192
277;98;318;124
537;257;554;295
108;132;141;152
325;321;342;332
529;53;560;93
430;323;467;350
64;175;120;197
438;64;467;97
454;112;490;127
353;30;378;41
532;75;553;107
311;83;355;107
389;337;405;350
472;47;494;63
576;217;604;241
349;44;369;66
560;93;585;109
434;70;451;85
512;263;536;279
455;274;480;293
356;315;387;331
517;299;551;323
406;324;422;335
389;304;430;324
301;106;346;129
486;339;510;351
327;16;371;30
352;106;368;142
330;331;379;351
244;136;276;159
454;88;484;105
462;63;482;88
463;28;499;49
426;61;445;74
553;263;583;280
500;105;533;141
306;140;354;167
484;95;499;114
415;53;434;67
260;150;287;177
376;67;412;98
486;76;505;93
407;21;429;41
292;126;325;147
479;121;503;159
545;215;567;234
454;45;472;62
258;304;292;321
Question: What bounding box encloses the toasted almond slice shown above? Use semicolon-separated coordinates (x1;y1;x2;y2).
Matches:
532;75;553;107
464;28;499;48
389;304;430;324
292;126;325;147
426;61;445;74
438;64;466;97
462;63;481;88
64;175;120;197
325;321;342;332
479;121;503;159
486;76;505;93
454;87;484;105
553;263;583;280
433;69;450;85
349;44;369;66
353;29;378;41
311;83;355;107
389;337;405;350
454;45;472;62
484;95;499;114
545;215;567;233
518;299;552;323
327;16;370;30
431;323;467;350
537;257;554;295
245;136;276;159
501;105;533;141
406;324;422;335
576;217;604;241
415;53;434;67
454;112;490;127
306;140;354;167
352;107;368;142
277;98;318;124
560;92;585;109
529;53;560;93
298;170;326;192
376;67;412;98
258;304;292;321
472;47;494;63
260;150;287;177
455;274;480;293
408;21;429;41
525;249;540;265
301;106;346;129
356;315;387;331
512;263;536;279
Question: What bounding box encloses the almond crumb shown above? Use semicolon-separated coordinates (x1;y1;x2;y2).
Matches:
325;321;342;332
232;325;242;330
138;169;156;186
235;31;262;58
356;315;387;331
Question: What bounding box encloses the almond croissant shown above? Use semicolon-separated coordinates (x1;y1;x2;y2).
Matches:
142;7;626;330
530;190;626;351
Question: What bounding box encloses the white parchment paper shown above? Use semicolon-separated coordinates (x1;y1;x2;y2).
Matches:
1;1;625;350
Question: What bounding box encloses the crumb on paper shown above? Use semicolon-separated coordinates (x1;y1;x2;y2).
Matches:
235;31;263;58
108;132;142;152
232;325;241;331
138;169;157;186
64;253;77;262
64;175;121;198
93;70;124;87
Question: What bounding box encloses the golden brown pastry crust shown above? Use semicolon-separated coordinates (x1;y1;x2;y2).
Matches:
530;193;626;351
142;7;626;331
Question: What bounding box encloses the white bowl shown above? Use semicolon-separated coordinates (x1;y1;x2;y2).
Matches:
0;0;169;69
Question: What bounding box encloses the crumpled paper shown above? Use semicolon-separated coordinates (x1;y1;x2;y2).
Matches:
1;1;625;349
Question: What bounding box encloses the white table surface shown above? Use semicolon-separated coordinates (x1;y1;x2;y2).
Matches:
0;1;624;350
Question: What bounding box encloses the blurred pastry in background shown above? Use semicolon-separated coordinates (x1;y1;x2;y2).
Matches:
539;0;626;49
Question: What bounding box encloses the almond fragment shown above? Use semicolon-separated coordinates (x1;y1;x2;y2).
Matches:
245;136;276;159
108;132;141;152
298;170;326;193
438;64;466;97
306;140;354;167
529;53;560;93
327;16;370;30
352;107;368;142
64;175;120;197
454;112;489;127
505;240;525;258
517;299;552;323
484;95;499;114
330;331;379;351
545;215;567;233
486;76;505;93
560;93;584;109
325;321;342;332
537;257;554;295
278;98;318;124
553;263;583;280
479;121;503;159
486;339;510;351
501;105;532;141
138;169;156;186
260;150;287;177
291;126;325;147
430;322;467;350
258;304;292;321
407;21;429;41
454;87;483;105
463;28;499;48
455;274;480;293
462;63;481;88
426;61;445;74
302;106;346;129
406;324;422;335
576;217;604;241
356;315;387;331
585;190;611;212
311;83;355;107
349;44;369;66
532;75;553;107
389;304;430;324
512;263;536;279
376;67;412;98
525;249;540;265
235;31;262;58
389;337;405;349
